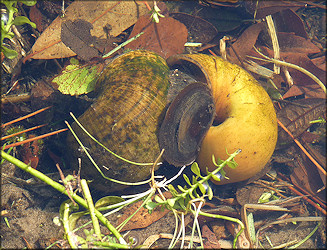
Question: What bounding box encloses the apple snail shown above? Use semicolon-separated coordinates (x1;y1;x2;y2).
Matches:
67;50;278;191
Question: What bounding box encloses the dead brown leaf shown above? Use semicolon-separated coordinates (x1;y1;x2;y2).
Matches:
227;22;265;64
28;1;152;60
282;52;326;86
249;45;325;97
29;4;47;33
283;83;326;99
202;224;220;248
277;98;326;145
272;9;308;39
290;150;326;202
126;15;188;59
278;32;320;54
311;55;326;71
61;19;100;61
244;1;305;19
170;12;218;43
114;199;170;232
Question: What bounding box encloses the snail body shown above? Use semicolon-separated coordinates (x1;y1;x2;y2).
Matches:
167;54;278;184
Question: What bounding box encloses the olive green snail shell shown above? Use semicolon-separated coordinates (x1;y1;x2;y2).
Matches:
66;50;170;192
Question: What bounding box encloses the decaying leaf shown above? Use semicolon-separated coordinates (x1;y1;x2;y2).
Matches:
244;1;305;19
283;83;326;99
28;1;152;60
126;15;188;59
170;12;218;43
272;9;308;39
114;199;170;232
290;149;326;202
52;60;104;95
61;19;101;61
277;32;320;54
227;22;265;64
277;98;326;146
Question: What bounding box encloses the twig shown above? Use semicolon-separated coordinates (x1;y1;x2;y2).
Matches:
56;163;77;206
1;124;46;141
2;106;51;128
277;173;327;216
3;128;68;150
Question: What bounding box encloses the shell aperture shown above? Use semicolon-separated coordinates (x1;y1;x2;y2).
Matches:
159;82;215;166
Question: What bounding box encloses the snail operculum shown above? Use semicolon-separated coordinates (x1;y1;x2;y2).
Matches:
159;69;215;166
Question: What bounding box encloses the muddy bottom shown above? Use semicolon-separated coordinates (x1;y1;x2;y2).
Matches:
1;161;326;249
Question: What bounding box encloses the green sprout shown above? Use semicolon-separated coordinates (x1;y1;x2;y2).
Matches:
1;0;37;59
150;1;164;23
309;117;326;124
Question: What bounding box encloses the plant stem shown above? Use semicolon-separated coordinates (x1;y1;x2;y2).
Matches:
81;179;102;240
1;150;127;245
62;203;78;248
102;32;144;59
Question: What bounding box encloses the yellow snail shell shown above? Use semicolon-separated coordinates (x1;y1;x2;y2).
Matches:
167;54;278;184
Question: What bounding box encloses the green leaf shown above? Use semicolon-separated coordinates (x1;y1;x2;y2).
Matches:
192;175;199;185
247;212;256;243
3;32;15;40
68;211;86;231
211;173;221;182
18;0;37;6
177;197;186;210
207;184;213;200
167;198;176;208
168;184;178;196
95;196;125;209
53;63;103;95
183;174;192;187
191;162;201;176
177;185;186;192
226;158;238;169
198;183;206;195
1;45;18;59
212;154;218;166
193;189;200;199
220;168;226;178
12;16;36;28
154;195;164;203
145;201;158;211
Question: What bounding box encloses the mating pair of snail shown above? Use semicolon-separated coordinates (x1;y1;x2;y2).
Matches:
66;50;278;192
